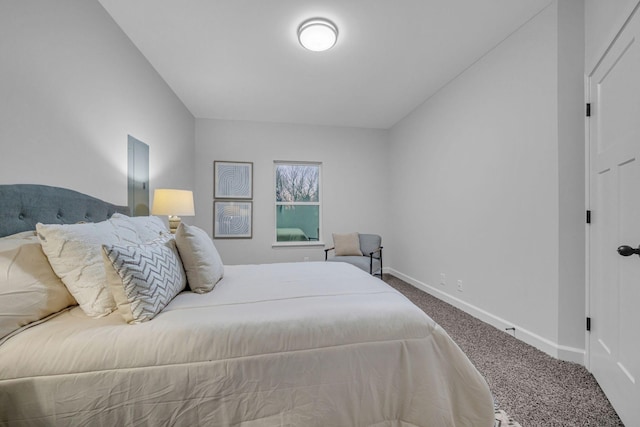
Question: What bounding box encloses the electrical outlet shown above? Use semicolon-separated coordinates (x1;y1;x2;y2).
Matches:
457;280;463;292
440;273;446;286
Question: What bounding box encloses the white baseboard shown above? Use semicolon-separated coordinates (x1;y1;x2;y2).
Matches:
386;267;585;365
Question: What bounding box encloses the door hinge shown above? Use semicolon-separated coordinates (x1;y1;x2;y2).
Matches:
586;210;591;224
586;103;591;117
586;317;591;331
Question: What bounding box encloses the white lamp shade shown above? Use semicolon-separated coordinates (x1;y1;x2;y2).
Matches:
151;189;195;216
298;18;338;52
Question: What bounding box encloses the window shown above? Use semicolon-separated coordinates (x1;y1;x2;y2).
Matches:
274;162;321;244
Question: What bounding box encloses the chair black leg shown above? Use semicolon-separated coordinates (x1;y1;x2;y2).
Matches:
370;252;383;279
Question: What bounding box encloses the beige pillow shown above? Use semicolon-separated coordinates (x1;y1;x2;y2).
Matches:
174;223;224;293
0;231;76;343
36;220;137;318
103;237;186;324
332;232;363;256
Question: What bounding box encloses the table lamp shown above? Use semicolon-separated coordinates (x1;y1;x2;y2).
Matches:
151;189;195;234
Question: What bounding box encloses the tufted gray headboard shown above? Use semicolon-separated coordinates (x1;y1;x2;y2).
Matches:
0;184;130;238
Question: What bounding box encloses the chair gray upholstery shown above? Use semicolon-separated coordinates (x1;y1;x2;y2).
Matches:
325;233;383;277
359;234;381;259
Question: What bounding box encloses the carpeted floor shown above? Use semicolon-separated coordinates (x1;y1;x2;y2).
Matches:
383;274;624;427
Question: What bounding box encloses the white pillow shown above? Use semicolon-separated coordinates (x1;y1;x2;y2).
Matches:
36;220;137;318
109;213;168;243
174;223;224;293
0;231;76;343
332;232;363;256
102;237;186;324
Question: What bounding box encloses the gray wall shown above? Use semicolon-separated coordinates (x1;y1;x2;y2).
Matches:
557;0;586;356
195;119;389;265
387;2;586;361
0;0;195;205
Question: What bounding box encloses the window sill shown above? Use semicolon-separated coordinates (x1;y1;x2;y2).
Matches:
272;241;326;248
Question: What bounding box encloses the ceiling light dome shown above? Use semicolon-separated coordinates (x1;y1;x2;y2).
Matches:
297;18;338;52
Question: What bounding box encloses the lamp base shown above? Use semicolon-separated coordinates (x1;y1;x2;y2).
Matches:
168;215;181;234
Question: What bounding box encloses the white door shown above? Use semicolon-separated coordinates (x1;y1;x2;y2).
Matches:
589;6;640;426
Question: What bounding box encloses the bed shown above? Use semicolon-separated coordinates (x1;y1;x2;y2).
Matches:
276;227;309;241
0;184;494;426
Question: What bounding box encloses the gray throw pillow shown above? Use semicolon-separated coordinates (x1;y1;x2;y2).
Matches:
174;223;224;293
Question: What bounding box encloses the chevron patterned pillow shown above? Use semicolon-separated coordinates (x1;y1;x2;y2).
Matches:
102;238;186;324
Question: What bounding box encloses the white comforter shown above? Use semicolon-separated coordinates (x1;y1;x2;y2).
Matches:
0;262;494;426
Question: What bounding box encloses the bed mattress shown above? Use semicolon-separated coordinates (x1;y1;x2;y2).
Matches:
0;262;494;426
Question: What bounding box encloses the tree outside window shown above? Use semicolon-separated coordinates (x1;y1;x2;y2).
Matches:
275;162;321;243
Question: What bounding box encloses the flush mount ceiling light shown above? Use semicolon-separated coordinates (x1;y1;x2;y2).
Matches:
297;18;338;52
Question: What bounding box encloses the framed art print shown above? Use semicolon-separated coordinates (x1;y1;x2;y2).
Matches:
214;161;253;199
214;201;252;238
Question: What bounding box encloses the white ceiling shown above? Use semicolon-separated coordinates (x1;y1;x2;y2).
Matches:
99;0;553;129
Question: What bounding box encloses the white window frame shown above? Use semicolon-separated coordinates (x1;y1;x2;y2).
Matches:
273;161;323;247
